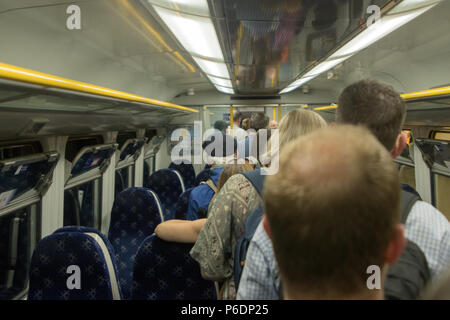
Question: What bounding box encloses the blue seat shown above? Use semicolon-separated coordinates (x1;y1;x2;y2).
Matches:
132;235;217;300
169;162;196;189
145;169;185;220
28;228;122;300
194;168;210;186
174;188;194;220
107;187;164;299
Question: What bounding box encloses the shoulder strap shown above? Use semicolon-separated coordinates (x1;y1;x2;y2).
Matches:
201;179;218;194
400;188;421;224
241;169;265;196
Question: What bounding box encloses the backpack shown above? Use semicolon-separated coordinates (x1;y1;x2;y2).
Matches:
384;186;431;300
197;179;219;219
233;169;265;289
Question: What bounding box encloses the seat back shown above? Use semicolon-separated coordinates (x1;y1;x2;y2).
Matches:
28;229;121;300
174;188;194;220
132;235;217;300
194;168;210;186
145;169;185;220
169;162;196;189
107;187;164;299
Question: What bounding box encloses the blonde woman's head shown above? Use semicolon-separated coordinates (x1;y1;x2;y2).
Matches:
264;109;327;163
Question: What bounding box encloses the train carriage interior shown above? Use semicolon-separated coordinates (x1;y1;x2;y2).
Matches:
0;0;449;301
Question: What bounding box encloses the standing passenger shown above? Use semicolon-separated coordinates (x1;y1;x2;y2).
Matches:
227;110;248;141
336;79;450;278
186;133;237;220
264;125;406;300
190;109;326;300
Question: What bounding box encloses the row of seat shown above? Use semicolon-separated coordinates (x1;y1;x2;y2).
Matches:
28;162;217;300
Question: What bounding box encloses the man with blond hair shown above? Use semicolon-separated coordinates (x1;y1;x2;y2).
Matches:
263;125;406;299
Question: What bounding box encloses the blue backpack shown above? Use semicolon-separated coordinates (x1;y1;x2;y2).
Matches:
233;169;265;289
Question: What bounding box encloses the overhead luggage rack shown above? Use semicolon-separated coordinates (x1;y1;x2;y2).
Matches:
116;138;147;169
415;139;450;177
0;62;198;116
65;143;118;190
0;152;59;216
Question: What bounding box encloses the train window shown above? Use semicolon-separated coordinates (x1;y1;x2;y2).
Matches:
65;136;103;162
434;174;450;220
415;139;450;220
116;132;136;149
399;165;416;190
432;131;450;141
64;144;116;230
0;142;43;161
0;204;40;300
64;179;102;229
115;138;146;195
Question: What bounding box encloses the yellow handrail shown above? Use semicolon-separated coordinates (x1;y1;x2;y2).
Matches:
314;105;338;111
401;86;450;100
0;62;198;113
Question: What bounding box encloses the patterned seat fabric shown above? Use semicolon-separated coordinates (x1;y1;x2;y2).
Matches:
145;169;185;220
174;188;194;220
28;229;122;300
194;168;210;186
132;235;217;300
169;162;196;189
108;187;164;300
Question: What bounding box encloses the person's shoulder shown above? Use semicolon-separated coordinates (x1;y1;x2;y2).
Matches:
409;201;450;229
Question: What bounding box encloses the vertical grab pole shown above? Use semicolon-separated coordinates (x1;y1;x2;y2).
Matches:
278;104;281;123
272;106;276;121
230;105;234;136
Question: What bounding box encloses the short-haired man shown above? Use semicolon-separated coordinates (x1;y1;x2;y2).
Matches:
336;79;450;277
227;110;248;141
264;125;406;299
238;112;270;160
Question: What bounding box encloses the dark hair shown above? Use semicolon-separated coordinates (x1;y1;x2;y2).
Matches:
202;133;237;157
249;113;270;131
213;120;229;132
336;79;406;151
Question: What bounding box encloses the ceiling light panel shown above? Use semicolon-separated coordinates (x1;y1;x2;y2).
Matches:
148;0;210;17
153;5;224;60
329;3;437;59
207;75;233;88
215;86;235;95
193;57;230;79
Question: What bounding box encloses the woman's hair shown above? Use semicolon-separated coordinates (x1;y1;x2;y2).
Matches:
217;163;255;190
264;109;327;163
241;118;250;130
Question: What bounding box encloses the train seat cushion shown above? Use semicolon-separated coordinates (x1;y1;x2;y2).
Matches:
145;169;185;220
169;162;196;189
174;188;194;220
132;235;217;300
107;187;164;299
28;231;121;300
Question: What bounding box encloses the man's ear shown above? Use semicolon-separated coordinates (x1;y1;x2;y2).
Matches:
262;214;272;239
384;224;406;265
391;132;407;159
